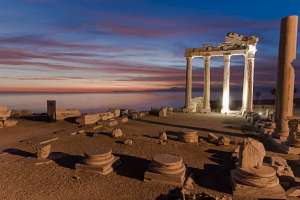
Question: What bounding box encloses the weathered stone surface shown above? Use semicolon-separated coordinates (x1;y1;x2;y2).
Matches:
76;147;120;175
268;156;295;181
181;130;198;143
81;113;100;125
11;110;32;118
119;116;128;123
207;132;219;144
110;109;120;118
98;112;115;121
111;128;123;138
274;15;298;140
239;138;265;169
286;186;300;197
150;107;167;117
105;119;118;127
0;106;11;121
144;154;186;186
158;131;167;144
36;144;51;160
1;120;18;127
56;109;81;120
217;136;230;146
123;139;133;145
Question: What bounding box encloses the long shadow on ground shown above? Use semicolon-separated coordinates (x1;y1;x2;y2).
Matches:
190;149;234;194
3;148;35;157
137;119;249;138
50;152;83;169
115;153;150;181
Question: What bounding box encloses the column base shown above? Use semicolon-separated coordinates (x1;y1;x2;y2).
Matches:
201;108;211;113
221;107;230;114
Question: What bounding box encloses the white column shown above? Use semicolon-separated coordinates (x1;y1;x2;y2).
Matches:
221;54;231;114
203;56;211;112
185;57;192;110
241;54;249;114
246;54;255;113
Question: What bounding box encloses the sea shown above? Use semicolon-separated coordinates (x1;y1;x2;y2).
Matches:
0;90;272;113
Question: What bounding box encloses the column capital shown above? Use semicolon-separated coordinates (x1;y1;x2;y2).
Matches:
224;54;231;62
186;56;193;60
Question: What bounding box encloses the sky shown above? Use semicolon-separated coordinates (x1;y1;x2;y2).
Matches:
0;0;299;93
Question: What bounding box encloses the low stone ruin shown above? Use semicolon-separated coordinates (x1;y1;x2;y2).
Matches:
144;154;186;186
0;106;18;128
180;130;198;143
267;156;295;185
158;131;168;144
56;109;81;121
207;133;230;146
35;144;51;160
76;147;120;175
150;107;167;117
111;128;123;138
231;138;286;199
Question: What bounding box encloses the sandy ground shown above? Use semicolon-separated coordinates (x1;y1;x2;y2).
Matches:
0;112;298;200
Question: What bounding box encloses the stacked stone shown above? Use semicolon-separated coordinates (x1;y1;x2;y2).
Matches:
180;130;198;143
231;138;286;199
76;148;119;175
144;154;186;186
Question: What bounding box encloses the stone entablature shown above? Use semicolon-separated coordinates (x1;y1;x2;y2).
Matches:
184;32;258;114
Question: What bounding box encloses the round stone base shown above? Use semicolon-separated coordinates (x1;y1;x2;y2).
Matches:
231;166;279;188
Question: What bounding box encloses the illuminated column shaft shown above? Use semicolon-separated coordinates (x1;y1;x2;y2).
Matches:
246;54;255;113
221;54;231;113
203;56;211;112
241;55;248;113
185;57;193;110
275;15;298;140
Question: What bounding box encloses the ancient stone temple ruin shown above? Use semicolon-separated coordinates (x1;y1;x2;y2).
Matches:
184;32;259;114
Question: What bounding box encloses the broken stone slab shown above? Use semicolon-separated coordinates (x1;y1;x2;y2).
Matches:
217;136;230;146
105;119;118;127
149;107;167;117
36;144;51;160
98;112;115;121
120;109;129;116
11;110;32;118
111;128;123;138
56;109;81;120
286;186;300;197
93;124;103;131
207;133;219;144
238;138;265;168
80;113;100;125
1;120;18;128
0;106;12;121
109;109;120;118
119;116;128;123
267;156;295;182
123;139;133;145
158;131;168;144
267;137;300;154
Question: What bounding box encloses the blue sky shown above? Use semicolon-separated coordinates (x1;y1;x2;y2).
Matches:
0;0;299;92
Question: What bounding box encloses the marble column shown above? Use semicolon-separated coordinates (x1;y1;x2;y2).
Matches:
203;56;211;112
241;55;249;114
185;57;193;110
221;54;231;114
246;54;255;113
274;15;298;140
